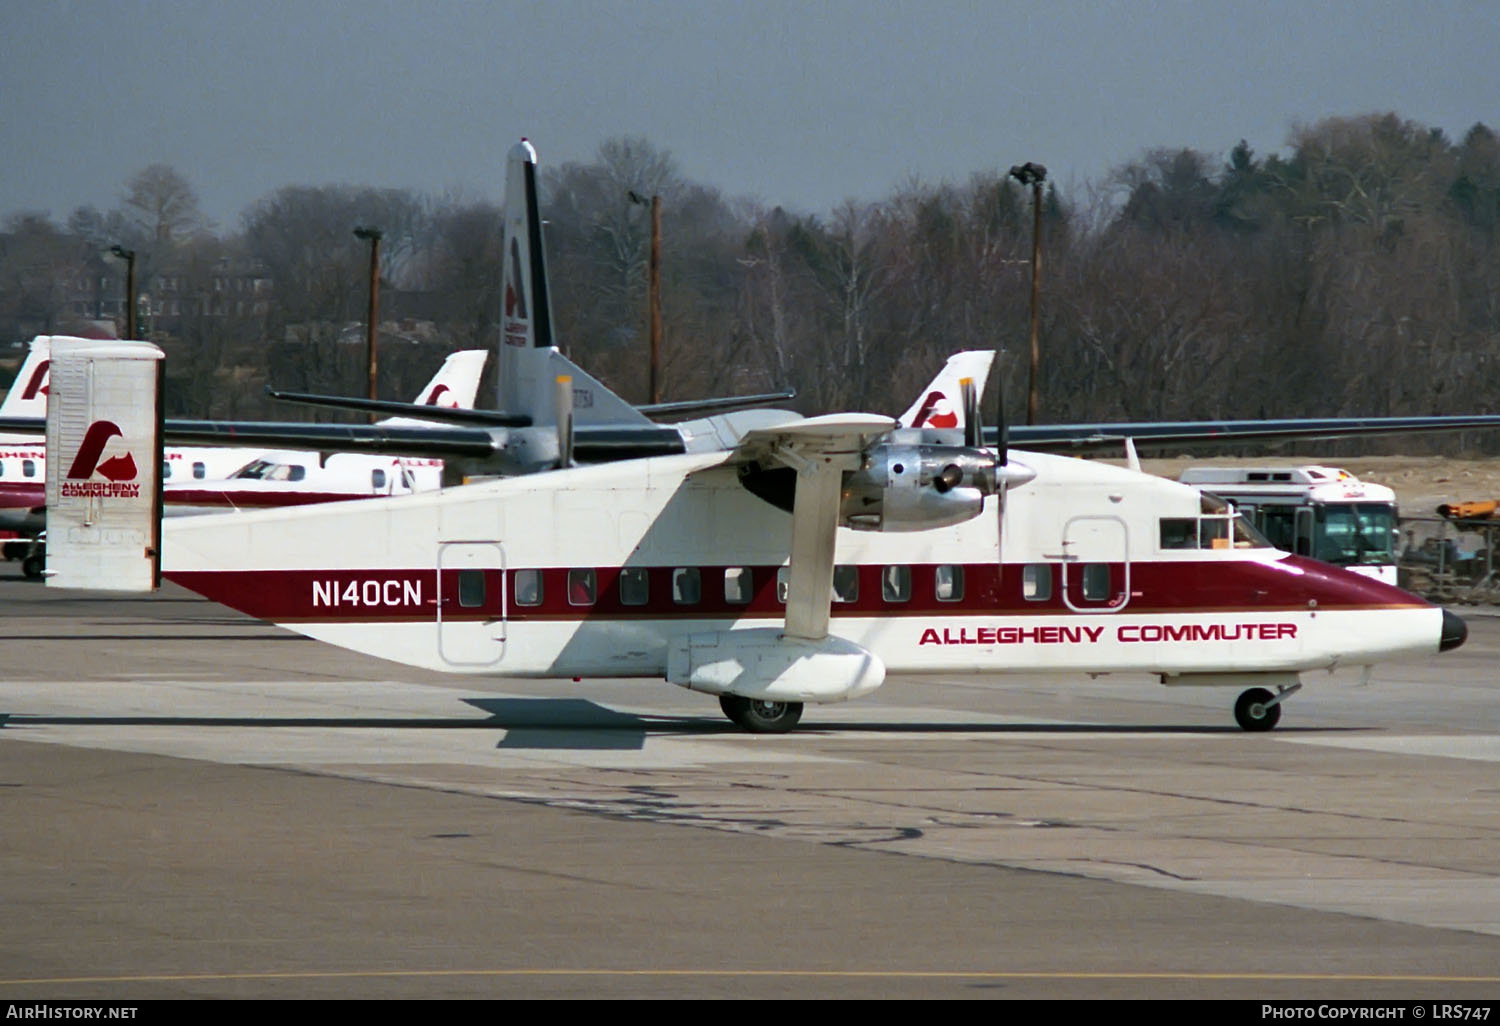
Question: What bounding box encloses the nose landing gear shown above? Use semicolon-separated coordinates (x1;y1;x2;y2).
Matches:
1234;682;1301;732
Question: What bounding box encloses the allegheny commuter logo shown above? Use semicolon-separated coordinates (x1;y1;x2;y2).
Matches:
62;420;141;498
911;390;958;429
424;383;454;407
20;359;49;399
502;236;529;346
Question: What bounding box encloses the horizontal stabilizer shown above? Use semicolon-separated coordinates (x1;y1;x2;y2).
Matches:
265;389;532;428
638;389;797;420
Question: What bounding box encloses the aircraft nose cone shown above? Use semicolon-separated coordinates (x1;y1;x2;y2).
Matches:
1440;609;1468;652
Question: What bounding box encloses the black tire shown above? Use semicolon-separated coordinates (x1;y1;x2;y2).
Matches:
718;695;804;733
1234;687;1281;732
20;554;44;580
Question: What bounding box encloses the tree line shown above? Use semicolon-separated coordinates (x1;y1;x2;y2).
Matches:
3;112;1499;449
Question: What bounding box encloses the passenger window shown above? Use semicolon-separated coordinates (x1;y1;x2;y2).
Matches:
832;565;858;603
936;564;964;602
672;568;701;605
22;459;35;478
1199;518;1229;550
724;567;752;605
161;462;170;479
618;567;649;606
567;568;596;606
1159;518;1197;549
372;469;387;489
882;565;911;603
458;570;485;608
776;566;790;604
193;462;206;479
1082;564;1110;601
514;569;543;607
1023;564;1051;601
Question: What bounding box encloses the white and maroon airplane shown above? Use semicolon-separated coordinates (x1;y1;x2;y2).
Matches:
42;336;1470;735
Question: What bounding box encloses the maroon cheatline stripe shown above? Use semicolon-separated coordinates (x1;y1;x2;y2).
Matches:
0;483;45;507
164;489;383;508
165;555;1426;624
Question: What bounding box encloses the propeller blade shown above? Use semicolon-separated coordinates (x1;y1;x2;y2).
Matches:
961;377;981;449
555;374;575;467
994;367;1008;562
995;372;1009;469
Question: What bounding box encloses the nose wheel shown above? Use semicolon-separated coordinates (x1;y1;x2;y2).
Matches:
1234;683;1298;732
719;695;804;733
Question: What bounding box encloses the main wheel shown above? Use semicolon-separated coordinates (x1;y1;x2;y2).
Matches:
718;695;804;733
21;553;43;580
1234;687;1281;732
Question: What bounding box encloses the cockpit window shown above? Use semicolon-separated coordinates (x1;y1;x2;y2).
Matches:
1160;509;1270;551
232;459;307;483
1233;514;1272;549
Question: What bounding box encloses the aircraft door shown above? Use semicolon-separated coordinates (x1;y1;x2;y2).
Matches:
1060;515;1130;612
437;541;506;666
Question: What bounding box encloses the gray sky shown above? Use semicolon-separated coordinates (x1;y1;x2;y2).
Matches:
4;0;1498;230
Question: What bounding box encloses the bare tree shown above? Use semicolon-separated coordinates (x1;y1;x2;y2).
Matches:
122;164;207;243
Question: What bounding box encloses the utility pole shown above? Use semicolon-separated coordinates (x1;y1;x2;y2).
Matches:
353;226;382;420
628;191;663;404
1009;162;1046;425
110;245;136;340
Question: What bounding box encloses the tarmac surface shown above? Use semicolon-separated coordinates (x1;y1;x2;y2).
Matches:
2;563;1500;999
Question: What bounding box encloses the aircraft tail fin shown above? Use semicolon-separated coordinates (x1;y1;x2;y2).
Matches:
412;349;488;409
376;349;489;426
44;338;163;591
499;138;650;430
899;351;995;431
1;336;53;419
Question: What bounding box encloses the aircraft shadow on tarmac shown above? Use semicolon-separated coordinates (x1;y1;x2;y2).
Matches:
0;696;1368;752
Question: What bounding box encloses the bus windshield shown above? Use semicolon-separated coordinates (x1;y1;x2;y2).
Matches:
1315;503;1396;567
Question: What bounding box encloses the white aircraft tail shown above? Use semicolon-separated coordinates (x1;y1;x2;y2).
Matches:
45;338;164;591
499;138;650;430
899;351;995;430
378;349;489;426
1;336;53;419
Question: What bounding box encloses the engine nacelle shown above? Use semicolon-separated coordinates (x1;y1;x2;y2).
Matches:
667;628;886;703
842;443;996;532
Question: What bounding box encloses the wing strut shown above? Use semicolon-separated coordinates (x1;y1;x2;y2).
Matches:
781;448;842;640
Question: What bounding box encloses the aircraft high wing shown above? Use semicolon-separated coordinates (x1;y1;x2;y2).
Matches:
1002;416;1500;453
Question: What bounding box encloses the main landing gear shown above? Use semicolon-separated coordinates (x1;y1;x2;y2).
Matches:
18;533;45;581
719;695;804;733
1233;683;1300;732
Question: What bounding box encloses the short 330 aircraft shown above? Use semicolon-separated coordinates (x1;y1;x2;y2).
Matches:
43;334;1469;734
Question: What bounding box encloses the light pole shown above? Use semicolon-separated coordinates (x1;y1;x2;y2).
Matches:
353;226;382;419
627;191;662;404
1008;162;1046;425
109;245;136;339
